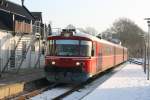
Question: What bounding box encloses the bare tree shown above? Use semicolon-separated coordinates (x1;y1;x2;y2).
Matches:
100;18;146;57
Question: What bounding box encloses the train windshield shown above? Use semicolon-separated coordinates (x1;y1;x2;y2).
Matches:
47;40;92;57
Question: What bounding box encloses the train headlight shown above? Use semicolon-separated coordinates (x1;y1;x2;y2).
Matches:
76;62;80;66
52;61;56;65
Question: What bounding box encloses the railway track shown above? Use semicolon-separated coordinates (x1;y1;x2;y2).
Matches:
7;83;59;100
52;83;85;100
31;84;76;100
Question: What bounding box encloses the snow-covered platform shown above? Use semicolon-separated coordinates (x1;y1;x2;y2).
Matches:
82;63;150;100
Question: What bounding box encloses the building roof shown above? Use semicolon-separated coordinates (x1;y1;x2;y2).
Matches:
31;12;42;22
0;0;34;20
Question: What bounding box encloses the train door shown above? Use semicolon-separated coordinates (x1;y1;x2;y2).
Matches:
96;43;102;72
92;42;97;73
114;46;116;66
98;48;102;72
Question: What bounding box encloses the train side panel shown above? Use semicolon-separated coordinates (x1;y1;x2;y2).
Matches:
115;47;124;65
89;57;97;76
124;48;128;61
101;43;114;71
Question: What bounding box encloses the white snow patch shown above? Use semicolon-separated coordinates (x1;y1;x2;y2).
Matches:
82;64;150;100
31;86;71;100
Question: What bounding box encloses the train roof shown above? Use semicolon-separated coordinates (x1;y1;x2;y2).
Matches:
77;30;127;48
49;30;126;49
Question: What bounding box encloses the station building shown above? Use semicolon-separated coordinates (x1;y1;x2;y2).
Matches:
0;0;47;73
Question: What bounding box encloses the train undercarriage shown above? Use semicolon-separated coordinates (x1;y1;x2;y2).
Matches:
44;66;89;83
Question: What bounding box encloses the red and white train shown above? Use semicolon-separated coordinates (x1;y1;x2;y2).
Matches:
44;29;128;83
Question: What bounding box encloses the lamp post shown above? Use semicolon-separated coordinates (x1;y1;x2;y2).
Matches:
140;33;146;73
145;18;150;80
144;40;147;73
143;35;147;74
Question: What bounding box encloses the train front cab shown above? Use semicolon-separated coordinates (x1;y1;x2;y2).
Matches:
44;38;97;83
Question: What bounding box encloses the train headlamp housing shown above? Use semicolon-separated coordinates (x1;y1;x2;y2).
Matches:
76;62;80;66
51;61;56;65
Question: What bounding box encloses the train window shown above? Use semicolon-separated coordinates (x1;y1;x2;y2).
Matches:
80;41;92;57
108;47;112;55
56;40;79;45
55;40;79;56
106;47;109;55
103;45;112;56
107;48;110;55
47;40;92;57
46;40;54;56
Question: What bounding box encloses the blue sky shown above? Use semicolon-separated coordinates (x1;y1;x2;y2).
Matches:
10;0;150;32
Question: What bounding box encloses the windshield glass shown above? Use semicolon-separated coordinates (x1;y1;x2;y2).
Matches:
80;41;92;56
56;40;79;56
47;39;92;57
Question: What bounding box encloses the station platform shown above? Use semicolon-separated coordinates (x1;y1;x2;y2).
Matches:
82;63;150;100
0;68;45;99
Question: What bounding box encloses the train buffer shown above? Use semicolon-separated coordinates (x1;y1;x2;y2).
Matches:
82;63;150;100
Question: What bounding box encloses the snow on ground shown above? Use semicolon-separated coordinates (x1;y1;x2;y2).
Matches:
82;64;150;100
31;86;71;100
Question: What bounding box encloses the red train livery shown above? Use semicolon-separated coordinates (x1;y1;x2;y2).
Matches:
44;29;128;83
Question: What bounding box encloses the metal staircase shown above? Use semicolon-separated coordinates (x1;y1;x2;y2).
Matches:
2;34;36;73
16;35;36;73
2;34;23;73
